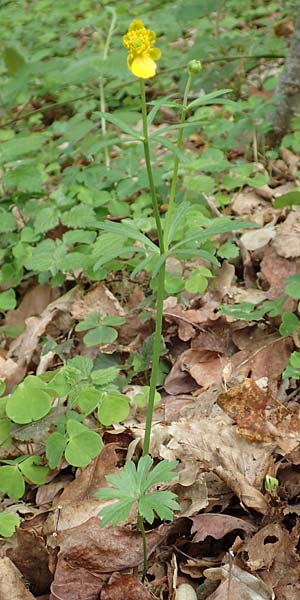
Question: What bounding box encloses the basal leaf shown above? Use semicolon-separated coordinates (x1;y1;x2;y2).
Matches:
65;420;102;467
0;465;24;500
83;326;118;346
97;392;130;426
46;432;67;469
0;512;20;537
6;376;52;424
18;456;48;485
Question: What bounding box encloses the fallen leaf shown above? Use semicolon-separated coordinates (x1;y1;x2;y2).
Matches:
218;379;300;453
43;444;120;534
6;528;52;596
0;557;36;600
168;416;272;513
259;246;300;298
100;573;152;599
53;517;166;573
242;523;300;596
191;514;256;542
204;563;274;599
71;283;125;320
50;557;106;600
273;210;300;258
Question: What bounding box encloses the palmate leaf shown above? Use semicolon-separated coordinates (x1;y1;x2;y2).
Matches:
96;455;179;527
139;491;180;523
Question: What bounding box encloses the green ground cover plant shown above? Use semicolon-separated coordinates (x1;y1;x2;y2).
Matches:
1;0;300;591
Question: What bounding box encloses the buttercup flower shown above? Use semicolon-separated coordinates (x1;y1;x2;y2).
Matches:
123;19;161;79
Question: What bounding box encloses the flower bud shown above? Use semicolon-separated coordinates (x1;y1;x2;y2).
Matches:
188;59;202;75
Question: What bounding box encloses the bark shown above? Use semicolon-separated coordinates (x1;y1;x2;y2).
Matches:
266;3;300;146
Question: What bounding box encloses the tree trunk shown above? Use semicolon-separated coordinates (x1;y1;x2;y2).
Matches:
266;3;300;146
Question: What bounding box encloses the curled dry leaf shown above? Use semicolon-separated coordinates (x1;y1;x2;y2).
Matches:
242;523;300;596
43;444;120;534
218;378;300;453
6;528;52;596
273;210;300;259
71;283;125;320
204;563;274;600
101;573;152;599
0;557;36;600
50;557;106;600
260;247;300;298
53;516;166;573
191;513;256;543
168;416;272;514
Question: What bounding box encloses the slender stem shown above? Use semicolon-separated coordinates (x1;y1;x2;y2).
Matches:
140;79;164;254
138;514;148;581
163;73;192;249
143;261;165;456
140;79;166;456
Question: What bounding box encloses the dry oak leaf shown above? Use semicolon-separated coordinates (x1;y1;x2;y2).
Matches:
100;573;152;599
0;557;36;600
6;527;52;596
242;523;300;595
168;417;272;514
273;210;300;258
50;557;106;600
260;246;300;298
218;378;300;453
43;444;120;534
204;563;274;600
54;517;166;573
71;283;125;320
191;513;256;543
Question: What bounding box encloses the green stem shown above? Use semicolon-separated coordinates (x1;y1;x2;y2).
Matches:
139;79;165;457
138;514;148;581
163;73;192;249
140;80;164;254
143;261;165;456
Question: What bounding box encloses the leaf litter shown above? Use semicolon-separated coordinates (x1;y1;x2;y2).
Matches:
2;13;300;600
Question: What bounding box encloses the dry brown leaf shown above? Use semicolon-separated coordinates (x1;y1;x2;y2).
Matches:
218;378;300;453
6;528;52;596
100;573;152;599
204;563;274;600
260;246;300;298
240;226;276;252
242;523;300;596
43;444;120;534
5;284;57;328
168;416;272;514
53;517;166;573
50;557;106;600
0;557;36;600
191;514;256;542
231;189;271;226
280;148;300;177
273;211;300;258
71;283;125;320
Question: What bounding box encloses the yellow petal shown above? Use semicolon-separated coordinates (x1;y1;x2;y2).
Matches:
131;55;157;79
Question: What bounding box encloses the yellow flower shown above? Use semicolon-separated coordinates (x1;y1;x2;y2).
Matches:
123;19;161;79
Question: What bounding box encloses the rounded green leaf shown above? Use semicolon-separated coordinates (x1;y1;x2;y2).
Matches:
6;376;52;424
0;289;16;311
65;420;102;467
98;392;130;426
18;456;48;485
83;326;118;346
0;466;25;500
0;512;20;537
77;387;100;414
46;432;67;470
